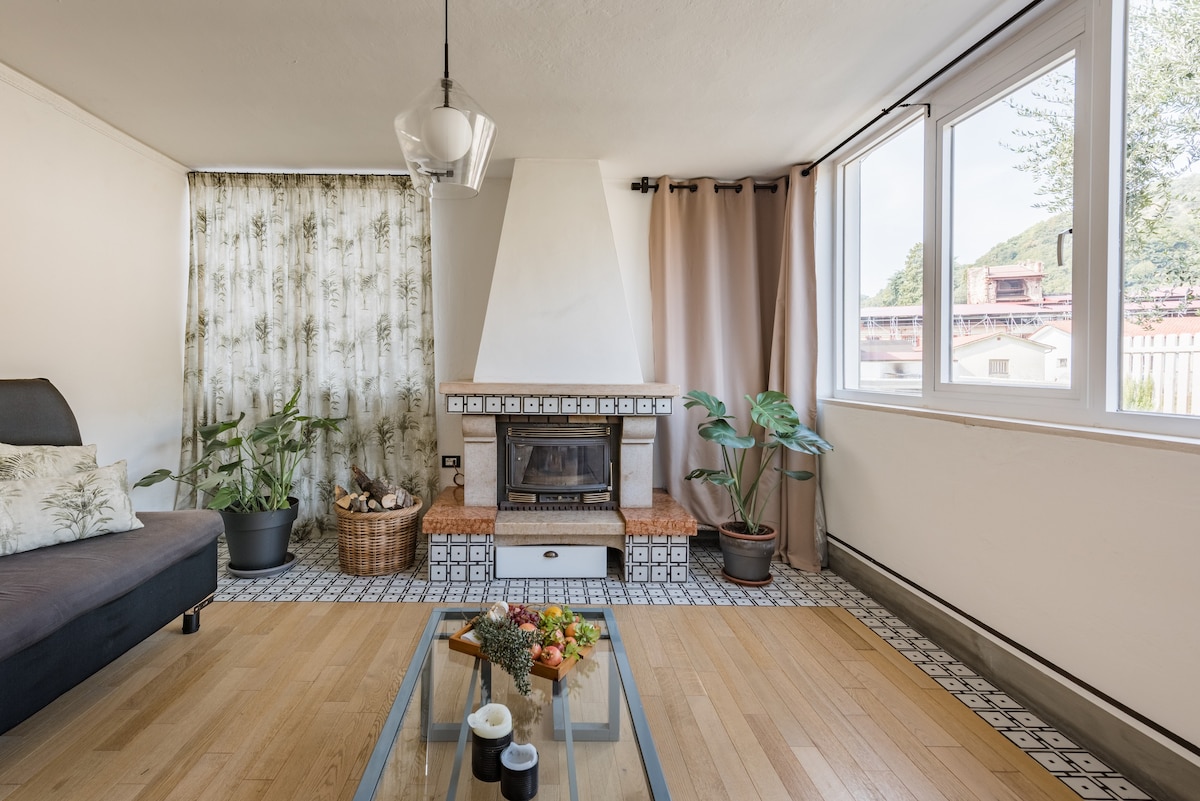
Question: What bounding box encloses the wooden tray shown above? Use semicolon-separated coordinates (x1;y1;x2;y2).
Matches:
448;623;596;682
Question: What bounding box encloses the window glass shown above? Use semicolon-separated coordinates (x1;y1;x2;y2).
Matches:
1120;0;1200;416
948;59;1076;387
848;121;924;394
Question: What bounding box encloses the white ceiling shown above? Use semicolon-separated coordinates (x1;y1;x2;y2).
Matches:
0;0;1026;180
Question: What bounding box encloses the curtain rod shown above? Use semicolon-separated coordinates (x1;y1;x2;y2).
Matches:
629;176;786;193
800;0;1048;177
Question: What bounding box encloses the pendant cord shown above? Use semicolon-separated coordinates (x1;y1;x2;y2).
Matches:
441;0;451;106
443;0;451;81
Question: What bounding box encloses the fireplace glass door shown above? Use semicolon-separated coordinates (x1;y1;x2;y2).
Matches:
501;423;617;510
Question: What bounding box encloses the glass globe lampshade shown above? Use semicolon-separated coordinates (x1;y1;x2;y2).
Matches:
395;78;497;199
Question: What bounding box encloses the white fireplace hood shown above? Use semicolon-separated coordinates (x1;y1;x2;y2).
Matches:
472;159;643;384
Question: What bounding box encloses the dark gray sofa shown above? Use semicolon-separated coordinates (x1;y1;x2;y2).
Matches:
0;378;222;734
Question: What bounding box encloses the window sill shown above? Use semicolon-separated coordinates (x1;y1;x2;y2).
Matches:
820;397;1200;456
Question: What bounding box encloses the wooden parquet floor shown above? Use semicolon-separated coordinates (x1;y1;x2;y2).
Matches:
0;603;1081;800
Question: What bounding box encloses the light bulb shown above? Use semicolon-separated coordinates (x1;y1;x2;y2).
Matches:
422;105;473;162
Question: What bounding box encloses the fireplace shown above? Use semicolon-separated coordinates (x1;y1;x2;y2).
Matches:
497;421;620;510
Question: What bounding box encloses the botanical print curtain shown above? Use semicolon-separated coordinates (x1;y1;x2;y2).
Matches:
650;168;823;571
181;173;438;538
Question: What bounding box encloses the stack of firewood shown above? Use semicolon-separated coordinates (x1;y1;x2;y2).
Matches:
334;465;414;513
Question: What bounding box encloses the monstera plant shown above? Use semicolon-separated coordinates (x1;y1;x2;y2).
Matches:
683;389;832;584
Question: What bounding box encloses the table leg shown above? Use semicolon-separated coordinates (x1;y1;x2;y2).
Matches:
554;678;579;801
552;651;620;742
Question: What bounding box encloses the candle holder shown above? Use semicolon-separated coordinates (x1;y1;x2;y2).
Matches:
500;741;539;801
467;703;513;782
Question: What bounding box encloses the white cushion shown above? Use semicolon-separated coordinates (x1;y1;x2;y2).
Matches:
0;461;143;556
0;443;98;481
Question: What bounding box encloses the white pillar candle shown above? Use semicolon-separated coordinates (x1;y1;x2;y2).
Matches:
500;741;538;770
467;703;513;739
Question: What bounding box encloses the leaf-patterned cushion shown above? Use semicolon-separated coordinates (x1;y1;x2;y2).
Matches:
0;461;143;556
0;443;98;481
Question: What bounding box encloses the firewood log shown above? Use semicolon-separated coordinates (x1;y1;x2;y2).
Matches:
351;464;401;501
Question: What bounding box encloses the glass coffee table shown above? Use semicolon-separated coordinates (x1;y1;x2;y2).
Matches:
352;607;671;801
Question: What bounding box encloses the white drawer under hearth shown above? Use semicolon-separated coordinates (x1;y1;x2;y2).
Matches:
494;545;607;579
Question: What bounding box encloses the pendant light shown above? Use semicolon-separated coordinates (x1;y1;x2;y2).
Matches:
394;0;496;199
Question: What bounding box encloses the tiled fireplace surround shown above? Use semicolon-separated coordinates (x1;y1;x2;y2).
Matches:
423;381;696;583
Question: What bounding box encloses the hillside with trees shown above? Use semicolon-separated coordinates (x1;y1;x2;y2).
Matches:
867;0;1199;310
865;171;1199;307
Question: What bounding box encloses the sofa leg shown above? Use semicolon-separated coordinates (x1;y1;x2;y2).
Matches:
182;595;215;634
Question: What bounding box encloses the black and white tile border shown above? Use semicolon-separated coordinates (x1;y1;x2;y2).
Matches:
213;537;1153;801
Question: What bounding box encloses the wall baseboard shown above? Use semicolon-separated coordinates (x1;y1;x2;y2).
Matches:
828;539;1200;801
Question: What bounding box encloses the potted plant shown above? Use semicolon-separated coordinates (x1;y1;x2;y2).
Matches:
683;389;832;585
137;386;342;573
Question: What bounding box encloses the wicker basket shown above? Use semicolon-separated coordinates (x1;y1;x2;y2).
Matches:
335;498;422;576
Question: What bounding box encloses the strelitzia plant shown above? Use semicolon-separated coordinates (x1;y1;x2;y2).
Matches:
683;389;832;535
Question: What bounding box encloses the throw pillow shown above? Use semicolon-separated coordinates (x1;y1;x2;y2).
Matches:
0;461;143;556
0;443;98;481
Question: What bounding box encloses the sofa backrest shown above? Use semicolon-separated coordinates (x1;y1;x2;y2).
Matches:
0;379;83;446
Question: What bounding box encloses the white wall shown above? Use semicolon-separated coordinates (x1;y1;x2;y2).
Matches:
820;402;1200;749
0;67;189;510
430;175;656;486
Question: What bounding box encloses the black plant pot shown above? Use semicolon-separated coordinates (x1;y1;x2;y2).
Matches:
718;523;776;586
221;498;299;571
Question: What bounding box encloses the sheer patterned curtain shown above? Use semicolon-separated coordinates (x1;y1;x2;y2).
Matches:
650;168;824;571
182;173;438;538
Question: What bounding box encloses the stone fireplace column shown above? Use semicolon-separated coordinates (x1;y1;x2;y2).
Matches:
619;416;657;508
461;414;497;507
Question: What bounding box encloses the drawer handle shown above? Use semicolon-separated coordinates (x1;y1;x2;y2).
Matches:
543;550;558;559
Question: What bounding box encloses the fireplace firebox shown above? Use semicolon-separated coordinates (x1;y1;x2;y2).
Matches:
498;421;620;510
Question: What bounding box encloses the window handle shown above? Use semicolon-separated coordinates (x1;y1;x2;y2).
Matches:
1057;227;1073;267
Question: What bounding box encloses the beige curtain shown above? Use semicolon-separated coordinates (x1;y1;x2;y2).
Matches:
650;169;823;571
767;167;822;571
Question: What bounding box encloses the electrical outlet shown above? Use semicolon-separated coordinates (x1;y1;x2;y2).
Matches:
441;455;461;469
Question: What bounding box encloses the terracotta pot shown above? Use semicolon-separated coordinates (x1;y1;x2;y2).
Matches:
717;522;775;586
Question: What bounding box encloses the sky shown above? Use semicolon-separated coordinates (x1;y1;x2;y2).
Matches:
857;61;1073;297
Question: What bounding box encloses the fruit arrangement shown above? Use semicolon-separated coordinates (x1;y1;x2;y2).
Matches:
505;603;600;667
462;602;601;695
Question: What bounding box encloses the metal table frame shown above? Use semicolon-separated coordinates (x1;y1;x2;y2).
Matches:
352;607;671;801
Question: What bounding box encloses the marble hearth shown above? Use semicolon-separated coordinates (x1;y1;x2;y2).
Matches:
426;381;696;582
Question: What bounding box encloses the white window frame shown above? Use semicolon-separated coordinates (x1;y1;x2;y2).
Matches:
934;43;1085;405
833;0;1200;440
836;111;927;396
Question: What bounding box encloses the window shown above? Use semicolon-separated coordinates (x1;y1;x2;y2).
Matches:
948;58;1075;388
1119;0;1200;418
835;1;1200;439
841;119;924;395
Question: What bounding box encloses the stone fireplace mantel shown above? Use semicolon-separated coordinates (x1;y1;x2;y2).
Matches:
440;381;678;417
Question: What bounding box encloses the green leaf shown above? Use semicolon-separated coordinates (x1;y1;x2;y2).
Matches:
774;427;833;455
747;391;799;433
134;468;172;487
780;469;815;481
699;419;756;449
682;389;728;419
685;468;736;486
